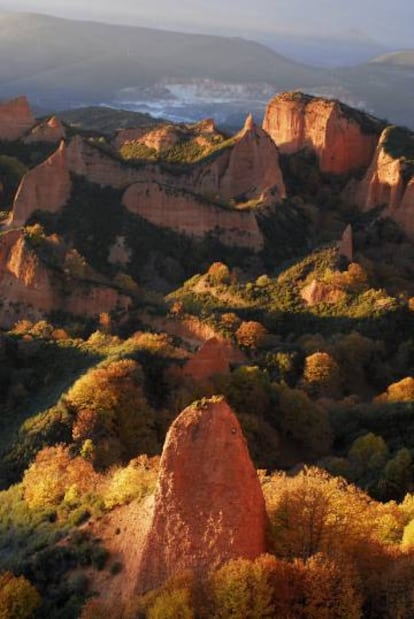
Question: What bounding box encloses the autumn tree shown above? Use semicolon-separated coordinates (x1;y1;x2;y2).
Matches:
207;262;231;285
208;556;275;618
0;572;41;619
376;377;414;403
66;359;158;468
22;445;100;509
236;321;268;350
275;383;332;457
303;351;343;398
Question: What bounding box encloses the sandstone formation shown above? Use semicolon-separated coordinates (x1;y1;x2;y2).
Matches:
122;181;264;251
114;118;220;153
9;142;72;227
214;114;286;201
0;96;35;141
0;230;130;328
67;136;144;189
136;397;266;593
183;338;231;381
345;127;414;239
114;125;180;153
68;116;286;204
338;224;353;262
301;279;346;306
263;92;382;175
24;116;66;144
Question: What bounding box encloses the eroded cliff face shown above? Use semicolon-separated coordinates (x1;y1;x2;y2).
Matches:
263;92;382;175
9;142;72;226
24;116;66;144
0;96;35;141
345;127;414;239
0;230;130;328
122;181;264;251
67;136;145;189
136;397;266;593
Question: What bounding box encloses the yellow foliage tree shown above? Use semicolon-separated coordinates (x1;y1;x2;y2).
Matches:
23;445;100;509
209;555;275;619
0;572;41;619
303;351;343;398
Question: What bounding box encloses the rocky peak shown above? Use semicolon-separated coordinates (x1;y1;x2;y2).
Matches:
219;113;286;202
9;141;72;227
24;116;66;144
136;396;266;593
242;113;255;133
263;91;382;175
0;96;35;141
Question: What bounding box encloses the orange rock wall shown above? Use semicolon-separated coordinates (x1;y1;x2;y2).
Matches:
122;181;264;250
263;93;379;175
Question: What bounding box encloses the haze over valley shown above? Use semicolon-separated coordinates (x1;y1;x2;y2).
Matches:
0;11;413;128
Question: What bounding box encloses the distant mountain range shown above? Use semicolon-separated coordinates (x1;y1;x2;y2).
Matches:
0;12;413;128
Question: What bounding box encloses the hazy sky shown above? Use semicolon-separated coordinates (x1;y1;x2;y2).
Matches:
0;0;412;47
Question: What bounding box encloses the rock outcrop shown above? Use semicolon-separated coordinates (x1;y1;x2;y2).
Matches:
183;338;231;381
114;118;220;153
9;142;72;226
0;96;35;141
0;230;130;328
67;136;143;189
68;116;286;204
213;114;286;201
122;181;264;251
301;279;346;306
114;125;180;153
24;116;66;144
263;92;382;175
136;397;266;593
345;127;414;239
338;224;353;262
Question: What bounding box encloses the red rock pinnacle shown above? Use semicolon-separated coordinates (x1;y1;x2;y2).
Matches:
136;396;266;593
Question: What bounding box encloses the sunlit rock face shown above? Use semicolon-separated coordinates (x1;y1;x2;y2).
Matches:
67;115;286;204
263;91;381;175
0;229;130;328
122;181;264;251
183;337;231;381
0;96;35;141
345;127;414;240
9;142;72;226
136;397;266;593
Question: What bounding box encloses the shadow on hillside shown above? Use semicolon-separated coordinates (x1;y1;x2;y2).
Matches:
0;336;103;489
